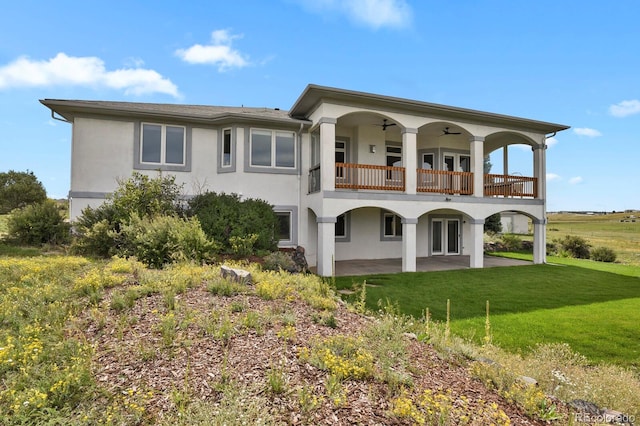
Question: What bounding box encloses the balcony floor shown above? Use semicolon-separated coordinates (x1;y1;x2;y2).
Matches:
324;255;531;276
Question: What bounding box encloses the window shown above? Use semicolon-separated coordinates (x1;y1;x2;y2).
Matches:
383;212;403;238
222;128;232;167
141;123;185;165
386;145;402;180
335;213;350;241
250;129;296;168
422;153;434;170
276;212;291;242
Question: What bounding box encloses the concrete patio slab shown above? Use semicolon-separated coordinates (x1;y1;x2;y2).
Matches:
330;255;531;276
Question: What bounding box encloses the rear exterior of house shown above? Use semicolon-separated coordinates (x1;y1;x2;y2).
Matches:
41;85;569;276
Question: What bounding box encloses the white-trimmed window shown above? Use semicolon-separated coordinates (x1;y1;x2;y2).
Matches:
222;128;232;167
250;129;296;168
141;123;185;165
383;212;403;238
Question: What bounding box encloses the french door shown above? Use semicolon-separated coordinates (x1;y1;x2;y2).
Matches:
431;219;460;255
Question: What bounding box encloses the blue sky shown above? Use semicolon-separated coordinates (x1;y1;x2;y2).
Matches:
1;0;638;212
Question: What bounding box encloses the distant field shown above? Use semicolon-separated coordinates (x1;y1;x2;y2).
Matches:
547;212;640;266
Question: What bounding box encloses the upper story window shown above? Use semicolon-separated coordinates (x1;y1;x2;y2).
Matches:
141;123;185;166
250;129;296;169
222;128;232;167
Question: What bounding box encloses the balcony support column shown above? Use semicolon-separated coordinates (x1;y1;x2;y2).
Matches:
319;118;337;192
402;218;418;272
533;217;546;264
532;142;546;200
316;216;336;277
402;128;418;194
469;218;485;268
469;136;485;197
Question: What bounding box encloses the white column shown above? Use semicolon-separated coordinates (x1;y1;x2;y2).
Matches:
533;218;546;264
402;128;418;195
532;143;546;200
402;218;418;272
469;219;485;268
470;136;485;197
316;216;336;276
319;118;337;192
503;145;509;175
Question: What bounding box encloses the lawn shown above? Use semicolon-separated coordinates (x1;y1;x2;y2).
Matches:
335;263;640;367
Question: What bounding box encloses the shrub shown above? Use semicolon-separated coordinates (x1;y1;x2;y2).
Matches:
73;173;184;257
262;251;296;272
116;215;217;268
554;235;590;259
229;234;258;257
6;200;70;245
0;170;47;214
590;246;617;263
500;234;522;251
188;192;278;254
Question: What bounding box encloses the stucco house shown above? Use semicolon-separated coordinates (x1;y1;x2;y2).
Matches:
41;85;569;276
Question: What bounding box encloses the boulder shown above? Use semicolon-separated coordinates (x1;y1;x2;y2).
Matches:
220;265;253;285
290;246;309;274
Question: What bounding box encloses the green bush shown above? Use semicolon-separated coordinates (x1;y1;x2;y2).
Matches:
73;173;184;257
554;235;590;259
6;200;70;245
500;234;522;251
188;192;278;254
484;213;502;234
116;215;217;268
262;251;296;272
229;234;259;257
590;246;617;263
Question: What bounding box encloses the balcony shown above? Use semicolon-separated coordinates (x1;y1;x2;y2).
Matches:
417;169;473;195
483;174;537;198
308;163;538;199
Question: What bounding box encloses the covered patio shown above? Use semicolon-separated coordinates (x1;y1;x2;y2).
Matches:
328;255;531;276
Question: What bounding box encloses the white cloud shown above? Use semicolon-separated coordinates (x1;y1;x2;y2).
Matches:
573;127;602;137
546;173;561;182
297;0;412;29
545;137;558;148
609;99;640;117
569;176;583;184
175;30;249;71
0;53;179;97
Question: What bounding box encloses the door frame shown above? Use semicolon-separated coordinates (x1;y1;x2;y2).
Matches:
429;215;462;256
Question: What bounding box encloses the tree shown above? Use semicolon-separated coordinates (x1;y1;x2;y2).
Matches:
0;170;47;214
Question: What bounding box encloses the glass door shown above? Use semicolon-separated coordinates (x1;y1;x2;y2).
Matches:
446;219;460;255
431;219;460;255
431;219;443;255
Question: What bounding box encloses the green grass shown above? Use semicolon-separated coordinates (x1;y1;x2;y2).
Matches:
0;214;8;235
493;252;640;277
335;264;640;367
0;242;42;257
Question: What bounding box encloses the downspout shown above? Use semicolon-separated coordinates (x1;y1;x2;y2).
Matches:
50;110;71;123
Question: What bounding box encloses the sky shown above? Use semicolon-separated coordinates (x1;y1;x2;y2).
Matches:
1;0;638;212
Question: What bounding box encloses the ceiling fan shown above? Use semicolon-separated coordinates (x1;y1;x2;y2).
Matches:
442;127;461;135
375;119;397;131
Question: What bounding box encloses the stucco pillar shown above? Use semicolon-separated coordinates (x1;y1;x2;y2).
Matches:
469;219;485;268
532;143;547;200
401;218;418;272
503;145;509;175
533;217;546;264
316;216;336;276
470;136;485;197
319;118;337;192
402;128;418;195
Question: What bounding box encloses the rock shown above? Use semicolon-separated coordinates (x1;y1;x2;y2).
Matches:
402;332;417;340
568;399;600;416
602;408;634;425
518;375;538;387
290;246;309;274
220;265;253;285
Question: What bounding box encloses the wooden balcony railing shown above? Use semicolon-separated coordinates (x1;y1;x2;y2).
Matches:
335;163;405;191
417;169;473;195
484;174;537;198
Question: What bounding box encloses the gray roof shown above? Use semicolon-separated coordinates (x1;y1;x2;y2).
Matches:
40;99;309;127
290;84;570;134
